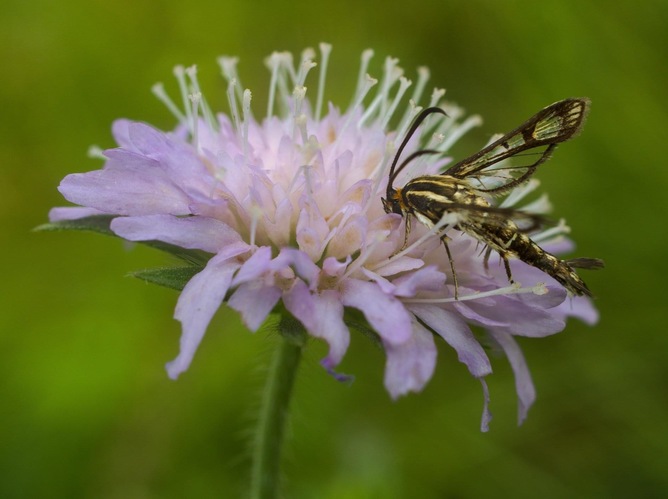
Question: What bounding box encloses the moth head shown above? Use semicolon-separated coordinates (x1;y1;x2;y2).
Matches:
382;189;404;215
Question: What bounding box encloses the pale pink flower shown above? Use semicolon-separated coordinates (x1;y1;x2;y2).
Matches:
50;46;598;430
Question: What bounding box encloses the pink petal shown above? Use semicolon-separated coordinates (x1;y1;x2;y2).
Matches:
272;248;320;286
554;295;600;325
296;197;329;261
482;296;566;337
111;214;243;253
326;216;366;259
232;246;274;285
341;279;412;345
58;168;191;216
264;197;293;248
409;304;492;378
104;148;160;170
488;330;536;425
228;282;282;331
479;378;493;432
111;119;133;149
321;256;350;278
454;301;509;328
127;122;169;157
392;266;447;297
383;319;437;399
283;280;350;367
127;123;214;195
373;256;425;277
166;243;249;379
48;206;108;222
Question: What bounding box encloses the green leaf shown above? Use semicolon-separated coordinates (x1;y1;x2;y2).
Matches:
34;215;116;235
35;215;212;265
130;266;204;291
141;241;212;266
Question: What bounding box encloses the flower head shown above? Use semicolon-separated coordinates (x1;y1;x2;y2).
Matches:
50;45;598;430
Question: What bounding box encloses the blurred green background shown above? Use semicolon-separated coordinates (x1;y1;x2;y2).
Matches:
2;0;667;497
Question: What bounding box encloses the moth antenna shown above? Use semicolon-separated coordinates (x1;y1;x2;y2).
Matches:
387;106;447;198
393;148;442;179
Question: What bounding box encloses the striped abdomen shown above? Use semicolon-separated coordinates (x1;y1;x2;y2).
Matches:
461;220;593;296
398;175;595;296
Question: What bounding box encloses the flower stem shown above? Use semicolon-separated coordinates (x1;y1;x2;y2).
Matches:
250;318;305;499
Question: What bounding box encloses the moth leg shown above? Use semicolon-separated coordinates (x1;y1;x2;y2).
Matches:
399;215;412;251
441;235;459;300
501;254;515;284
482;247;493;271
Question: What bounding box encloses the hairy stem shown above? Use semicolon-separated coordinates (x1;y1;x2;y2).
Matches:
250;319;304;499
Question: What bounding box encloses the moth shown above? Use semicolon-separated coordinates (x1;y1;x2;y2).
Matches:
382;98;603;299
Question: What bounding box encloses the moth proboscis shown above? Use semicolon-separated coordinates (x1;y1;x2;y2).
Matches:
382;98;604;299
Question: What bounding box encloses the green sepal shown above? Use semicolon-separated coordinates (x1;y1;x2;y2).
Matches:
35;215;212;265
130;266;204;291
34;215;116;236
278;314;308;347
344;308;382;349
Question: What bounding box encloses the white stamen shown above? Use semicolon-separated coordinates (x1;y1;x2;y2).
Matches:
358;93;383;128
300;47;316;72
87;145;105;159
519;193;552;215
266;52;282;119
501;179;541;207
350;49;374;109
226;78;241;133
378;57;402;117
358;62;404;128
302;163;314;196
295;112;308;144
302;134;320;164
292;85;308;143
405;282;549;304
282;51;297;84
342;74;378;134
315;42;332;122
188;92;202;152
395;100;422;143
394;67;428;135
401;111;449;179
431;103;464;139
274;53;293;116
185;65;216;131
533;218;571;243
242;89;252;162
440;114;483;152
296;59;317;88
429;87;446;108
341;229;391;280
217;56;243;103
371;211;460;272
409;67;430;109
249;203;263;247
380;76;412;129
151;82;187;124
173;65;193;134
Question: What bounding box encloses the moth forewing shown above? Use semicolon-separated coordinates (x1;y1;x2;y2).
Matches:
445;98;590;194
